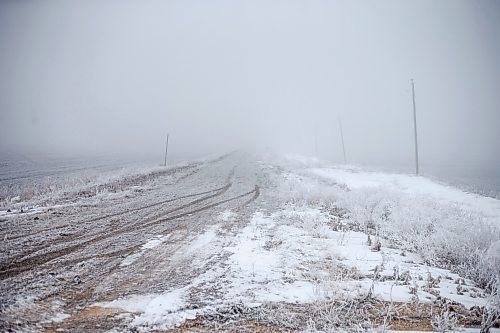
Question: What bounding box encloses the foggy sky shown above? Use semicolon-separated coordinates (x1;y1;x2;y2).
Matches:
1;0;499;169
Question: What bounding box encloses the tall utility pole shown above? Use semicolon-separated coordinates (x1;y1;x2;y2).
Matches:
164;134;169;167
338;117;347;164
411;79;419;175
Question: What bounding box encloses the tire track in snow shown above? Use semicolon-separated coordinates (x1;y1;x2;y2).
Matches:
239;185;260;208
0;183;234;280
0;183;258;280
0;176;248;280
2;184;228;257
4;185;226;242
1;159;208;241
43;184;259;306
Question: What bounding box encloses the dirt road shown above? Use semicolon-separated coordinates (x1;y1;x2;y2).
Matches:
1;153;267;331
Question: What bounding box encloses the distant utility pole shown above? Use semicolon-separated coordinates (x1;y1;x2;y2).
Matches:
164;134;169;167
314;129;319;157
338;117;347;164
411;79;419;175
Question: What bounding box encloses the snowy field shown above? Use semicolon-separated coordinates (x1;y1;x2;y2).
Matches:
0;152;499;332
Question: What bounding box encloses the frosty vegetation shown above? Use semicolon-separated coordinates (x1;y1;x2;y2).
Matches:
278;170;500;294
0;163;193;209
273;169;500;333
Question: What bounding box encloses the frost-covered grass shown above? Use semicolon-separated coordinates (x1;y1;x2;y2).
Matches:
0;162;193;209
272;159;500;295
345;189;500;291
341;187;500;294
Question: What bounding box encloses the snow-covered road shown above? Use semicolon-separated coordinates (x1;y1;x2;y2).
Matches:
1;153;498;332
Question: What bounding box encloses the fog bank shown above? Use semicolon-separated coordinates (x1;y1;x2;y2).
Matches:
1;0;499;170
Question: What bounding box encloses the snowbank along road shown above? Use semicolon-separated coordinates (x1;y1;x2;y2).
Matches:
1;152;499;332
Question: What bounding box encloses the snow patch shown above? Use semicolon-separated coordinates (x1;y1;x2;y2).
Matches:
50;312;70;323
186;226;218;254
120;235;169;267
100;288;193;330
310;167;500;221
219;209;237;222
